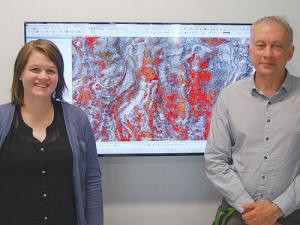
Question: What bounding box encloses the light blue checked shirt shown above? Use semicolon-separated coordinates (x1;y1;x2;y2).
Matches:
205;70;300;217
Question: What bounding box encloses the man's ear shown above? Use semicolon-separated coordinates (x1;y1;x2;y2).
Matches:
287;45;295;61
248;44;252;59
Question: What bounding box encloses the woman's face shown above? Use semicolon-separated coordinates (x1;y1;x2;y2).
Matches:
20;50;58;103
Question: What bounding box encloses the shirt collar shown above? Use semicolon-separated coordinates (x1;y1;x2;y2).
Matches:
251;69;292;94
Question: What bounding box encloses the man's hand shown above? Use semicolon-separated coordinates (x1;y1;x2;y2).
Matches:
241;202;283;225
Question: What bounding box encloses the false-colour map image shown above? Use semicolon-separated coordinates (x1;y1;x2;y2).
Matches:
72;37;254;143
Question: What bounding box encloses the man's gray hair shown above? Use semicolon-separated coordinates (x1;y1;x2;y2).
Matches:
251;15;293;46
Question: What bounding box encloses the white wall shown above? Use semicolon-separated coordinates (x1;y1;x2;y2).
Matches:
0;0;299;224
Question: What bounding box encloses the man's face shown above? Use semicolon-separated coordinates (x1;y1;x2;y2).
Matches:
248;21;294;79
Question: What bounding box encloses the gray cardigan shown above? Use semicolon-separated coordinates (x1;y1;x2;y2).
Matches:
0;102;103;225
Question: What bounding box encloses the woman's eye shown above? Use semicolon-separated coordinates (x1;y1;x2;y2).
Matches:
31;68;39;72
47;69;58;74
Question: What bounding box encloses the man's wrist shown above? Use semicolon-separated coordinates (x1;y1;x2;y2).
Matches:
271;203;284;219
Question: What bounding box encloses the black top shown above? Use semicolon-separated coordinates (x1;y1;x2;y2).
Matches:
0;101;77;225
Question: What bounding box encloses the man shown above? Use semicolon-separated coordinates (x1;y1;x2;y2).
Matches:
205;15;300;225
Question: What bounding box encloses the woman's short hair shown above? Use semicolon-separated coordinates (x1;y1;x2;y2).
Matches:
11;39;67;105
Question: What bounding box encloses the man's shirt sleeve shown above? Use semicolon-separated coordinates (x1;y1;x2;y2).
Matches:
204;89;254;213
273;174;300;216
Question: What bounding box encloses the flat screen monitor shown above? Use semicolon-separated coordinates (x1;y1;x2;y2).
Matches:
24;22;255;156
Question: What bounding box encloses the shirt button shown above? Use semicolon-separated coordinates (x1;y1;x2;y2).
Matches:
41;148;44;152
267;119;270;122
42;170;46;174
262;175;265;179
266;137;269;141
259;194;264;198
43;194;47;197
264;156;267;159
44;217;48;220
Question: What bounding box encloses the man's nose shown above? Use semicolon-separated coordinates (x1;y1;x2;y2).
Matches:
263;46;274;57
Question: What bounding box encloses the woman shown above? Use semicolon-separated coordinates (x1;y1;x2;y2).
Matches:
0;39;103;225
